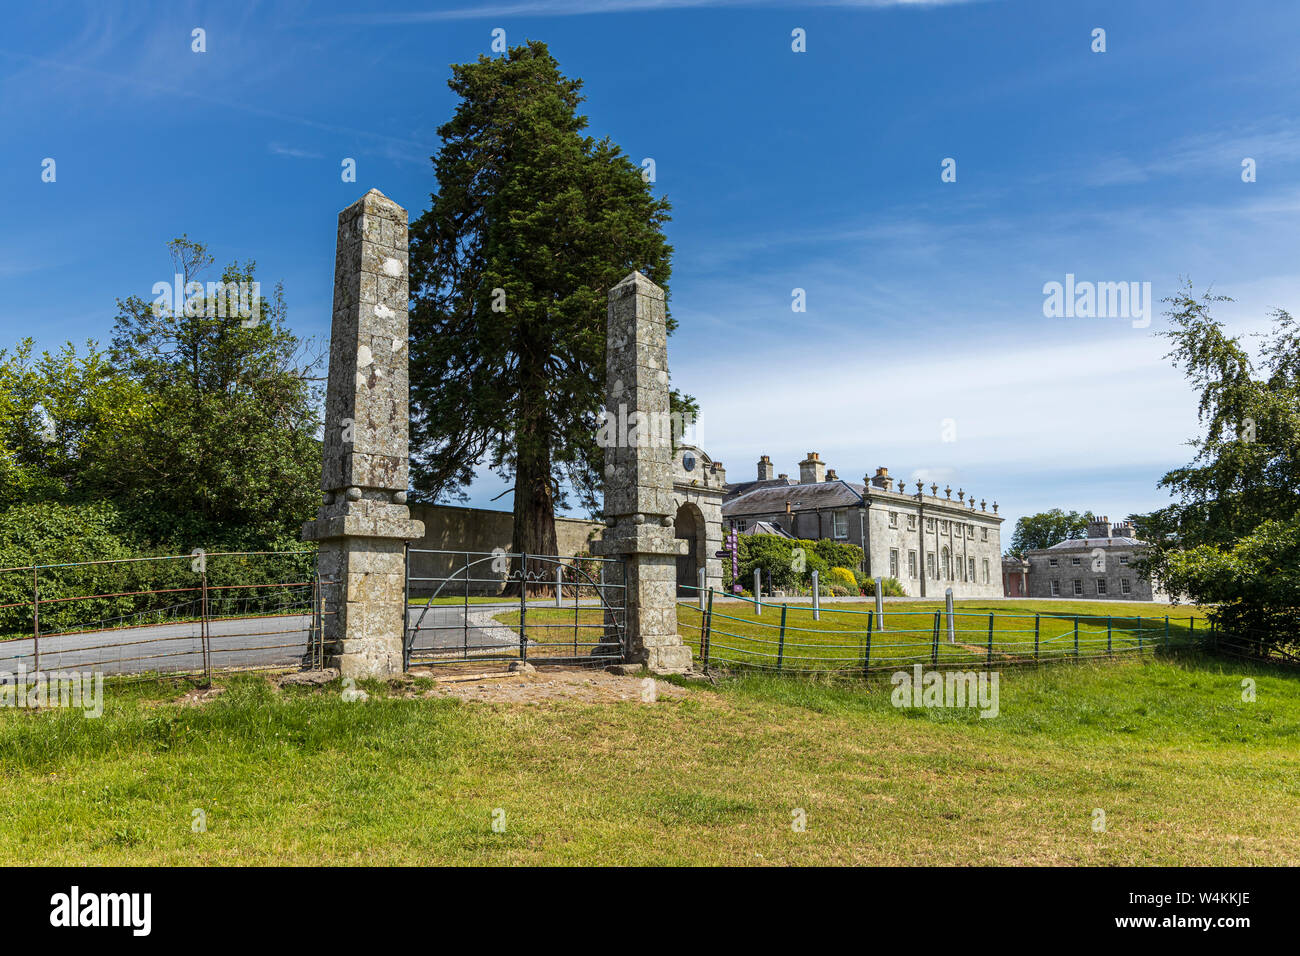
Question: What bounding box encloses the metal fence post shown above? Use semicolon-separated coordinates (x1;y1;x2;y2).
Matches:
754;568;762;615
986;611;994;665
519;552;528;661
875;578;885;632
777;602;787;672
402;542;411;669
863;609;873;677
32;566;40;674
946;588;955;644
314;572;324;670
556;564;563;608
811;570;820;620
1106;616;1112;657
931;611;940;666
1074;616;1080;659
200;570;211;685
698;568;706;610
1137;614;1143;654
1034;613;1040;662
702;587;714;666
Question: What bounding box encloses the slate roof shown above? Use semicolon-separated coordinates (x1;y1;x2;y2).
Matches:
1045;536;1145;550
723;479;864;516
722;476;796;502
741;520;793;538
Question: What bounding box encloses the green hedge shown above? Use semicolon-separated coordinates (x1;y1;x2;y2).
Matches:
0;502;315;639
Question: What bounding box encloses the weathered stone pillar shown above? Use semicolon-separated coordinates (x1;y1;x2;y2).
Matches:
594;272;693;673
303;189;424;678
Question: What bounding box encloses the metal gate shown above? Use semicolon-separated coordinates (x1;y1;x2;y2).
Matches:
403;549;627;668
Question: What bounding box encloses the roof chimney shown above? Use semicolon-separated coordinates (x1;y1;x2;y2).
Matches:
1086;516;1111;539
870;467;894;492
798;452;825;485
1112;519;1135;538
825;469;838;482
757;454;773;481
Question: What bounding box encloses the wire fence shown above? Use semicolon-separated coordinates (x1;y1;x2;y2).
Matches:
678;586;1216;675
0;551;321;682
404;549;626;667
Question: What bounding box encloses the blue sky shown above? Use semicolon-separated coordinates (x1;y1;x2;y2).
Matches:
4;0;1299;537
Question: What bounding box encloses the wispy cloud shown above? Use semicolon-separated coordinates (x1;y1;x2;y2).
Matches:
329;0;983;25
269;143;325;159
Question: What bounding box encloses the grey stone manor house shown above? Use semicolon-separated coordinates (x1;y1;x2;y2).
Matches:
718;452;1006;599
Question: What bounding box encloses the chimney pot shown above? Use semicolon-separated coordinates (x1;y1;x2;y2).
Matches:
798;452;826;485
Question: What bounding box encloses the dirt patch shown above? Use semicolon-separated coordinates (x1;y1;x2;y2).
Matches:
171;686;225;707
408;664;692;706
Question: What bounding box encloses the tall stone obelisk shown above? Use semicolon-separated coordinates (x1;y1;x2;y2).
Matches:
303;189;423;678
593;272;693;673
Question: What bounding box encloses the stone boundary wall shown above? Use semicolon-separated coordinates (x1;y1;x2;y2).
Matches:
407;504;605;597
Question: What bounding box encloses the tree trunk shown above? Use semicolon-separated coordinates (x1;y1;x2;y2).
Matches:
510;369;559;595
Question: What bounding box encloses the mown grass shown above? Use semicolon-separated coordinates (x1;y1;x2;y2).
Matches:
507;599;1208;669
0;644;1296;865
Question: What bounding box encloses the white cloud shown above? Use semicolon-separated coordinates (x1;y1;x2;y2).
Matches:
331;0;983;24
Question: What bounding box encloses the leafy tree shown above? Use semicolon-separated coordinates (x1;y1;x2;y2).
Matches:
103;237;324;549
409;41;695;561
1007;508;1095;556
1139;282;1300;644
0;338;145;512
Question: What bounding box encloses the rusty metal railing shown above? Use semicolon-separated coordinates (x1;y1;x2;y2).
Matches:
0;550;321;682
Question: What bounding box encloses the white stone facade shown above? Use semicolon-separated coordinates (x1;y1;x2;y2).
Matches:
723;461;1004;598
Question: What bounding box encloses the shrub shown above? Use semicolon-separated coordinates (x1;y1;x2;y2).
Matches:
811;539;864;571
826;567;858;591
861;576;907;597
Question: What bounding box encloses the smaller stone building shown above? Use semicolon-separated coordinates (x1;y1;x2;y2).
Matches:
1020;517;1167;602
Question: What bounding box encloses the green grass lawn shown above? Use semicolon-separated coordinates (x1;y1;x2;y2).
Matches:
507;599;1209;669
0;644;1296;865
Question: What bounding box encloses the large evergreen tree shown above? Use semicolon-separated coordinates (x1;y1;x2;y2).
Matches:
409;41;693;560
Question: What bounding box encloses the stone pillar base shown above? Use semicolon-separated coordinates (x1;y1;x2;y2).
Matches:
634;644;694;673
304;509;423;679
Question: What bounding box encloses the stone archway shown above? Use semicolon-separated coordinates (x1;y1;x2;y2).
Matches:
673;501;707;596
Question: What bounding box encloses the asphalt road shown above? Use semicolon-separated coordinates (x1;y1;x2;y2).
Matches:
0;605;526;676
